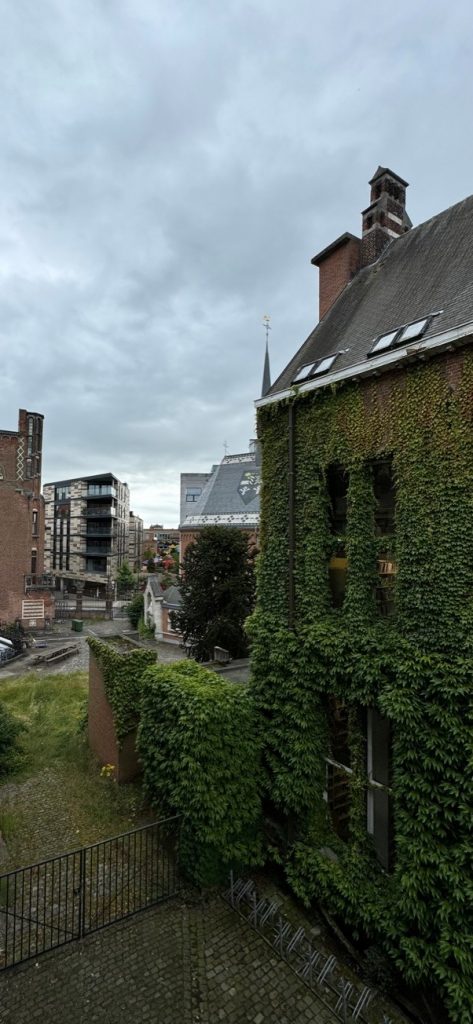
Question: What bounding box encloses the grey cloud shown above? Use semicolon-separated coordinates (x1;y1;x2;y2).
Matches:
0;0;472;523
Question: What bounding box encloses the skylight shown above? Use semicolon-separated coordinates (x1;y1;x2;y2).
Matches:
293;353;339;384
293;363;316;383
368;315;432;358
398;318;430;342
369;330;400;355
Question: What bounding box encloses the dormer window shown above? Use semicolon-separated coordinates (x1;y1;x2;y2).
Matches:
293;353;339;384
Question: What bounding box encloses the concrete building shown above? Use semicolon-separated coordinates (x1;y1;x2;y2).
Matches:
128;511;143;570
43;473;130;589
0;408;54;628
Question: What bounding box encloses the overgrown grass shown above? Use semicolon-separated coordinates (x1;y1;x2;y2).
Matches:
0;672;151;870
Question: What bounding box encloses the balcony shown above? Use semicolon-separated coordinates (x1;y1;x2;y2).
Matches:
83;546;112;557
87;486;116;499
84;507;117;517
24;573;55;593
86;527;116;537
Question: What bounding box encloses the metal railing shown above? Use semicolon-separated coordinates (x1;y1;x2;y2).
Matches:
0;816;181;971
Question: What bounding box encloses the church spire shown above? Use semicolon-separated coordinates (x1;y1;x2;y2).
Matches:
261;315;271;397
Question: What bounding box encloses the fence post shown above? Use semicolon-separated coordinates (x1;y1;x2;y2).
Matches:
78;848;86;938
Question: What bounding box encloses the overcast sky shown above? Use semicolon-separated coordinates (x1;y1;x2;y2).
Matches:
1;0;472;525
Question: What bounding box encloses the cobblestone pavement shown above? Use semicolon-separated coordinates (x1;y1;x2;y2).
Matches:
0;894;338;1024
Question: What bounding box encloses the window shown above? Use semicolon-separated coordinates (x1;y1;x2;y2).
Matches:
398;317;430;343
372;459;396;616
186;488;202;502
324;702;394;868
31;549;37;575
325;698;352;842
373;459;395;535
368;330;400;356
292;354;339;384
366;710;393;871
327;465;348;608
32;510;39;536
55;485;70;501
368;316;432;357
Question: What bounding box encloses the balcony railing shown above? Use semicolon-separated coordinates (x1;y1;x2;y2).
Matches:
84;507;117;517
85;527;116;537
87;487;116;498
24;573;55;592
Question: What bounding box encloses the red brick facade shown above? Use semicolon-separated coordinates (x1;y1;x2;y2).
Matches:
313;234;361;320
88;650;141;782
0;409;54;628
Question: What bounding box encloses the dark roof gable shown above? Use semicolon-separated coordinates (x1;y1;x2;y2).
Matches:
268;193;473;396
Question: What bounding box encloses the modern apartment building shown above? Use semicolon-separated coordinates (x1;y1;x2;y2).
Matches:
43;473;130;585
128;511;144;570
0;408;54;627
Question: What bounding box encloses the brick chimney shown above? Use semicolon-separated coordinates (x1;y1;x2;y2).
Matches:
361;167;411;267
311;232;361;321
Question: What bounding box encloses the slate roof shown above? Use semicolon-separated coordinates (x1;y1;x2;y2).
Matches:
269;194;473;396
179;451;260;529
162;585;182;608
147;576;163;598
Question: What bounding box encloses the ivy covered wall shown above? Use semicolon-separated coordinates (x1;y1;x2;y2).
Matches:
249;351;473;1022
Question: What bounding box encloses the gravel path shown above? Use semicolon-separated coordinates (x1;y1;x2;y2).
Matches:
0;621;185;679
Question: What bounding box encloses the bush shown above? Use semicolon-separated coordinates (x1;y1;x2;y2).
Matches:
0;701;24;775
137;660;263;885
126;593;144;629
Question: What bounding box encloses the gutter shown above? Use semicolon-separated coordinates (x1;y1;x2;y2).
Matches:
255;319;473;410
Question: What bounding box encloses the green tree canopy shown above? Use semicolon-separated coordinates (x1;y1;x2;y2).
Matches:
116;560;135;590
176;526;255;661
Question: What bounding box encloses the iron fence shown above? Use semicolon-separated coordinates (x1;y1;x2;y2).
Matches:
0;816;181;971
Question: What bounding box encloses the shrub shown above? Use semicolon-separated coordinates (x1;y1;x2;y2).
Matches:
137;660;263;885
126;593;144;629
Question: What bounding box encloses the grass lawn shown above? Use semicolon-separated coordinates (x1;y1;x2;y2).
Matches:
0;671;152;871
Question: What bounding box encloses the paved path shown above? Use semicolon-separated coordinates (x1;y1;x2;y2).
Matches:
0;894;337;1024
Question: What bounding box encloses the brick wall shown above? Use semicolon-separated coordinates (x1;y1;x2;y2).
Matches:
315;236;360;320
88;649;141;783
0;409;52;626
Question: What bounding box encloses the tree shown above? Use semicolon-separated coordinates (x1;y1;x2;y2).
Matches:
116;560;135;591
126;592;144;628
176;526;256;662
147;557;156;573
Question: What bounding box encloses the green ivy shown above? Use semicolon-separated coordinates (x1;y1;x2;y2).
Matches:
252;352;473;1022
137;660;263;886
87;637;155;743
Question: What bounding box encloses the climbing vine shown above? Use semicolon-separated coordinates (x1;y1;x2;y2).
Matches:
249;351;473;1022
87;637;155;743
137;660;263;885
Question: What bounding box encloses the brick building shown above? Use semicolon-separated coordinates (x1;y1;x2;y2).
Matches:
252;169;473;1018
0;409;54;628
43;473;130;590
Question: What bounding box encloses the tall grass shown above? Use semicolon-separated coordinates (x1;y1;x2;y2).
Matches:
0;672;150;868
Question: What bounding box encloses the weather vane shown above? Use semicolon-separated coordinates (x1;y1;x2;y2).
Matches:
262;314;271;346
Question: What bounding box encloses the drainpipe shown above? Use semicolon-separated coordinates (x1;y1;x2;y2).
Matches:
288;403;295;629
